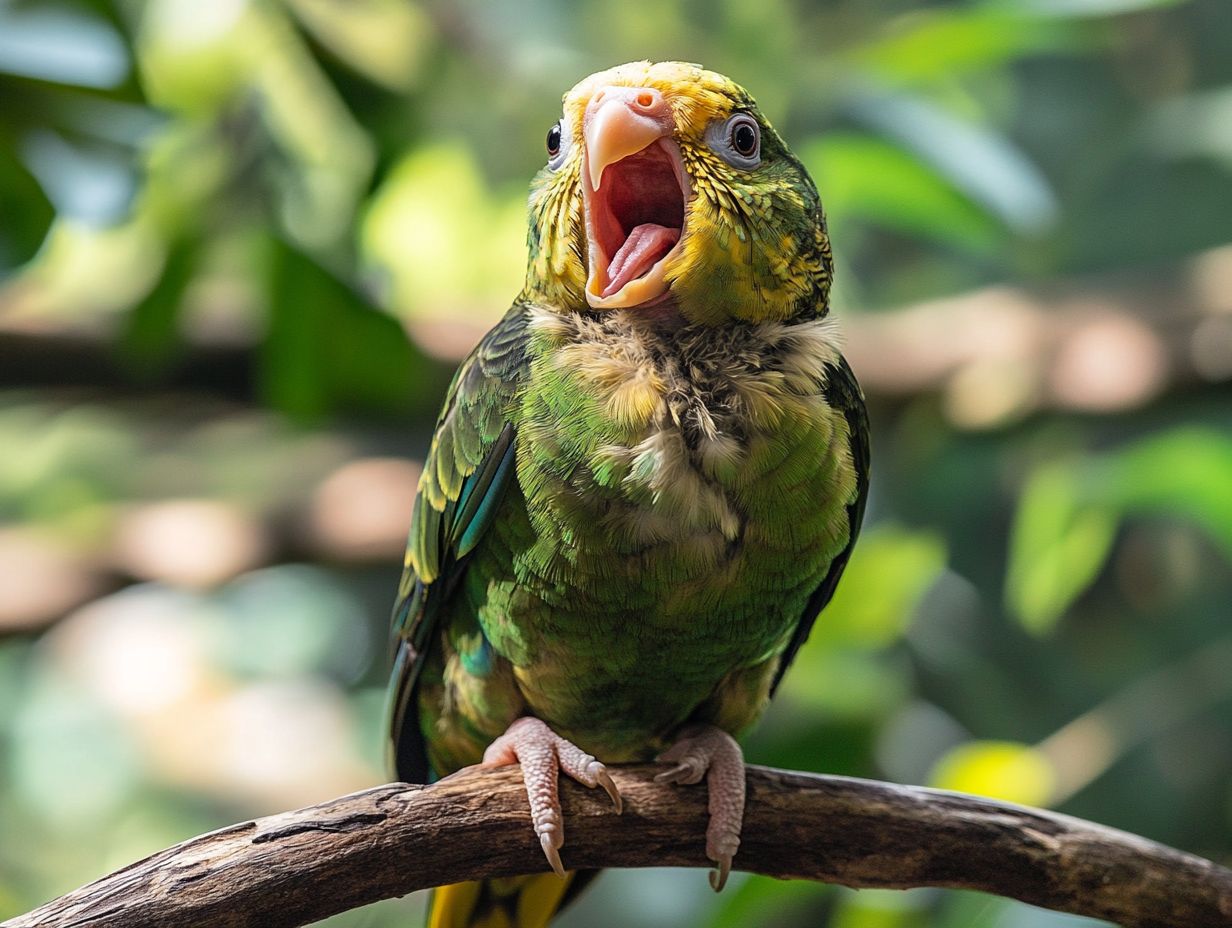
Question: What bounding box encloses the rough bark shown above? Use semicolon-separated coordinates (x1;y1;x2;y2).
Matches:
5;764;1230;928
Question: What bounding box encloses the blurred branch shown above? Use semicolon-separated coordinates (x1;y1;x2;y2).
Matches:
843;244;1232;426
5;764;1231;928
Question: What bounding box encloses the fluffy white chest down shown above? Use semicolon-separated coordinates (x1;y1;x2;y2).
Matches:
527;306;846;540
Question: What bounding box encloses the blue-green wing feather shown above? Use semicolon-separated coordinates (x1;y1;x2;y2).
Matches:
388;305;531;783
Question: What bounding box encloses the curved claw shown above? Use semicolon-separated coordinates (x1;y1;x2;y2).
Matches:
540;831;565;878
709;856;732;892
655;761;705;786
593;764;624;814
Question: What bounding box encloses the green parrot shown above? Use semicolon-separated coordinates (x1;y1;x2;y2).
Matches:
387;60;869;928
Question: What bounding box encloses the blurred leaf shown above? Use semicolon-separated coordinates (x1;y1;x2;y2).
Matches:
118;235;199;375
780;649;912;720
805;133;1005;254
0;4;128;88
807;524;948;649
212;565;372;681
932;891;1013;928
20;129;138;223
0;402;135;527
1006;462;1118;634
847;88;1059;235
852;10;1079;84
998;0;1187;16
1090;427;1232;558
261;237;435;421
1145;87;1232;163
0;140;54;270
832;887;933;928
363;142;527;321
710;874;829;928
11;670;142;827
1008;429;1232;633
929;740;1056;806
287;0;434;92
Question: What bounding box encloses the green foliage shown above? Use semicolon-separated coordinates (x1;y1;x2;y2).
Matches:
261;237;438;421
1007;428;1232;632
810;525;948;649
804;134;1006;254
1006;461;1118;634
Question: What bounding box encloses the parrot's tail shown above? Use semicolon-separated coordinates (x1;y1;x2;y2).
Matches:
427;872;596;928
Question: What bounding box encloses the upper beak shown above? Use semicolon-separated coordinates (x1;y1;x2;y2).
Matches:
584;86;675;191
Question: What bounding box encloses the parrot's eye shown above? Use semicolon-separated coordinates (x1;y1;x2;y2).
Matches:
706;113;762;170
732;119;758;157
546;119;570;171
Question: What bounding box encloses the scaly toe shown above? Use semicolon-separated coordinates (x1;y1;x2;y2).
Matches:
657;725;746;892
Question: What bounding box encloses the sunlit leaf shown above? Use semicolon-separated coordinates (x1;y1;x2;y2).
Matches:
852;9;1080;84
1005;462;1118;634
929;740;1056;806
806;523;948;649
1090;428;1232;558
362;142;527;322
287;0;434;92
832;886;933;928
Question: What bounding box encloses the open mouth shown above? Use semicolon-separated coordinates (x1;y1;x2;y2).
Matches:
583;139;689;308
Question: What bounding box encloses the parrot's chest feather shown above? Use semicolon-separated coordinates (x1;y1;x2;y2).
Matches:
526;306;843;541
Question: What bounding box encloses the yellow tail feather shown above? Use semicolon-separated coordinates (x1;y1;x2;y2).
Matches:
428;874;574;928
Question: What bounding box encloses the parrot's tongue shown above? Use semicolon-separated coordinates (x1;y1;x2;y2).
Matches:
602;223;680;298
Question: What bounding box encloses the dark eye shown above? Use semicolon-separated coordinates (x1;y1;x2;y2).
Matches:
732;119;758;157
706;113;761;169
546;121;562;157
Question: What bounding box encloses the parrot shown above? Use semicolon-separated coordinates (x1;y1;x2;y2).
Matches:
387;60;869;928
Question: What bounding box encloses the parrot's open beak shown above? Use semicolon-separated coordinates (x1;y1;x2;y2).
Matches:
581;86;690;310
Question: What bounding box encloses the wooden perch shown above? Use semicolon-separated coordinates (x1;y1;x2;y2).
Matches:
6;765;1230;928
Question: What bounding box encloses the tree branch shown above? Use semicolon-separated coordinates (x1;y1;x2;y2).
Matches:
5;765;1230;928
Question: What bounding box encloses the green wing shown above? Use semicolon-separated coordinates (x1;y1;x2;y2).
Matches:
771;354;870;693
388;304;531;782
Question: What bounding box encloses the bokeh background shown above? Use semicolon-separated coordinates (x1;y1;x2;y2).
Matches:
1;0;1230;925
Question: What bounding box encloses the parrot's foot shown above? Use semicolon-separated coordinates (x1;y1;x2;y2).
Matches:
655;724;745;892
482;716;622;877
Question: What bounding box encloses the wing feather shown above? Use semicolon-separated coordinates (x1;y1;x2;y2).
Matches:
771;355;870;694
388;305;532;782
